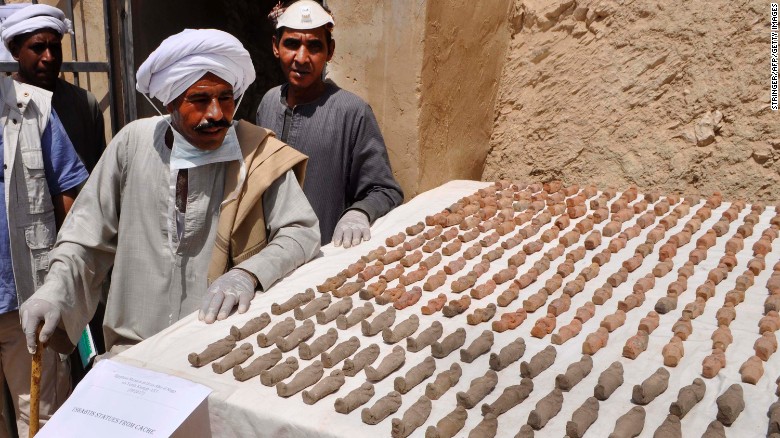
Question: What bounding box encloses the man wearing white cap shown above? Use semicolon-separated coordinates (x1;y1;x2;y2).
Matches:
0;5;90;434
20;29;320;359
257;0;403;248
2;4;106;172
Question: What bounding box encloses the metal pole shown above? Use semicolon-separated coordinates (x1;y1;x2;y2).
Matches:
65;0;79;87
119;0;136;121
102;0;117;134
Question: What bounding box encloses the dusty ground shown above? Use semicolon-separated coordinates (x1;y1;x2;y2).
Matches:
483;0;779;202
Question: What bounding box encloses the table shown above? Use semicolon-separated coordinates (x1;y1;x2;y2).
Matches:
116;180;780;437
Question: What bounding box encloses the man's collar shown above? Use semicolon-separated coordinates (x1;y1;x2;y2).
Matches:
279;81;335;109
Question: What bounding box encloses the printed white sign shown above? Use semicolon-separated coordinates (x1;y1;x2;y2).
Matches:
39;359;211;437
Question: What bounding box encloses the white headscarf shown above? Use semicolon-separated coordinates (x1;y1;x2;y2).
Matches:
136;29;256;106
0;4;72;50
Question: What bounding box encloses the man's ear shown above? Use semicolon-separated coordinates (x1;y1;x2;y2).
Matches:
327;38;335;62
271;35;280;59
8;41;20;61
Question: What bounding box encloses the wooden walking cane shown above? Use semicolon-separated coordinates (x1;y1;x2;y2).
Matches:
29;324;43;437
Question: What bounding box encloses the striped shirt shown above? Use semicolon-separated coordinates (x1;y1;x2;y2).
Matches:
256;82;403;244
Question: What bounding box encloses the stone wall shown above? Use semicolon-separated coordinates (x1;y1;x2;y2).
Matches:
483;0;780;202
418;0;513;193
327;1;427;199
328;0;513;199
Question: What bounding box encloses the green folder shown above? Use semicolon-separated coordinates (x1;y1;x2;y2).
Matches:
77;326;96;368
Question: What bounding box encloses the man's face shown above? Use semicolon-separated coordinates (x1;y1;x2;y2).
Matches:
11;29;63;90
166;72;235;151
273;27;334;91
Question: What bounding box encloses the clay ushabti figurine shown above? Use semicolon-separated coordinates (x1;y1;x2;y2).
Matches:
555;355;592;391
669;377;705;418
321;336;360;368
609;406;645;438
394;356;436;394
188;335;236;367
460;330;494;363
391;396;432;438
701;420;726;438
294;294;331;320
632;367;670;405
316;297;353;325
652;414;682;438
364;345;406;382
343;343;381;377
233;348;282;382
739;355;764;384
407;321;443;353
336;302;374;330
334;382;375;414
260;357;299;386
229;313;271;340
456;370;498;409
566;396;599;438
431;328;467;359
299;328;338;360
362;390;402;425
594;361;624;401
276;360;324;397
489;337;525;371
362;306;396;336
211;343;253;374
467;304;497;325
715;384;744;426
272;289;314;315
662;336;685;367
276;319;315;352
622;331;649;360
582;327;609;355
520;345;556;378
481;378;533;417
383;315;420;344
527;388;564;430
426;362;462;400
425;406;467;438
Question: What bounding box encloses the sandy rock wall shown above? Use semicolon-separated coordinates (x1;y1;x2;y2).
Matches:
418;0;513;193
484;0;779;202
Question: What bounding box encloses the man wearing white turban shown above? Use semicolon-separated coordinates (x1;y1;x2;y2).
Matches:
2;4;106;173
20;29;320;361
0;5;90;434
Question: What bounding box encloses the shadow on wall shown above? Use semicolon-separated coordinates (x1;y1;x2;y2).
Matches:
131;0;284;122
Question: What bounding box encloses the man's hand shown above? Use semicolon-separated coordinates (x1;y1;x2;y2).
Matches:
20;298;61;354
199;269;257;324
333;210;370;248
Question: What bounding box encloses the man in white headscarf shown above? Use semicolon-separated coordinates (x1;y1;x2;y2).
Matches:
0;4;90;433
2;4;106;173
20;29;320;359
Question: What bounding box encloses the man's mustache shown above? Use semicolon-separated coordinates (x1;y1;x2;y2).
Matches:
194;119;231;131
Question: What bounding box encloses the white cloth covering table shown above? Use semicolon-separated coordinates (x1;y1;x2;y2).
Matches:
115;180;780;437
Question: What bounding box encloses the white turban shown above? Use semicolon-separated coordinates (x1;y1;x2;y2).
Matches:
136;29;256;106
0;4;72;50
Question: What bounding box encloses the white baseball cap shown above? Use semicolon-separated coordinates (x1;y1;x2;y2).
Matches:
276;0;334;30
